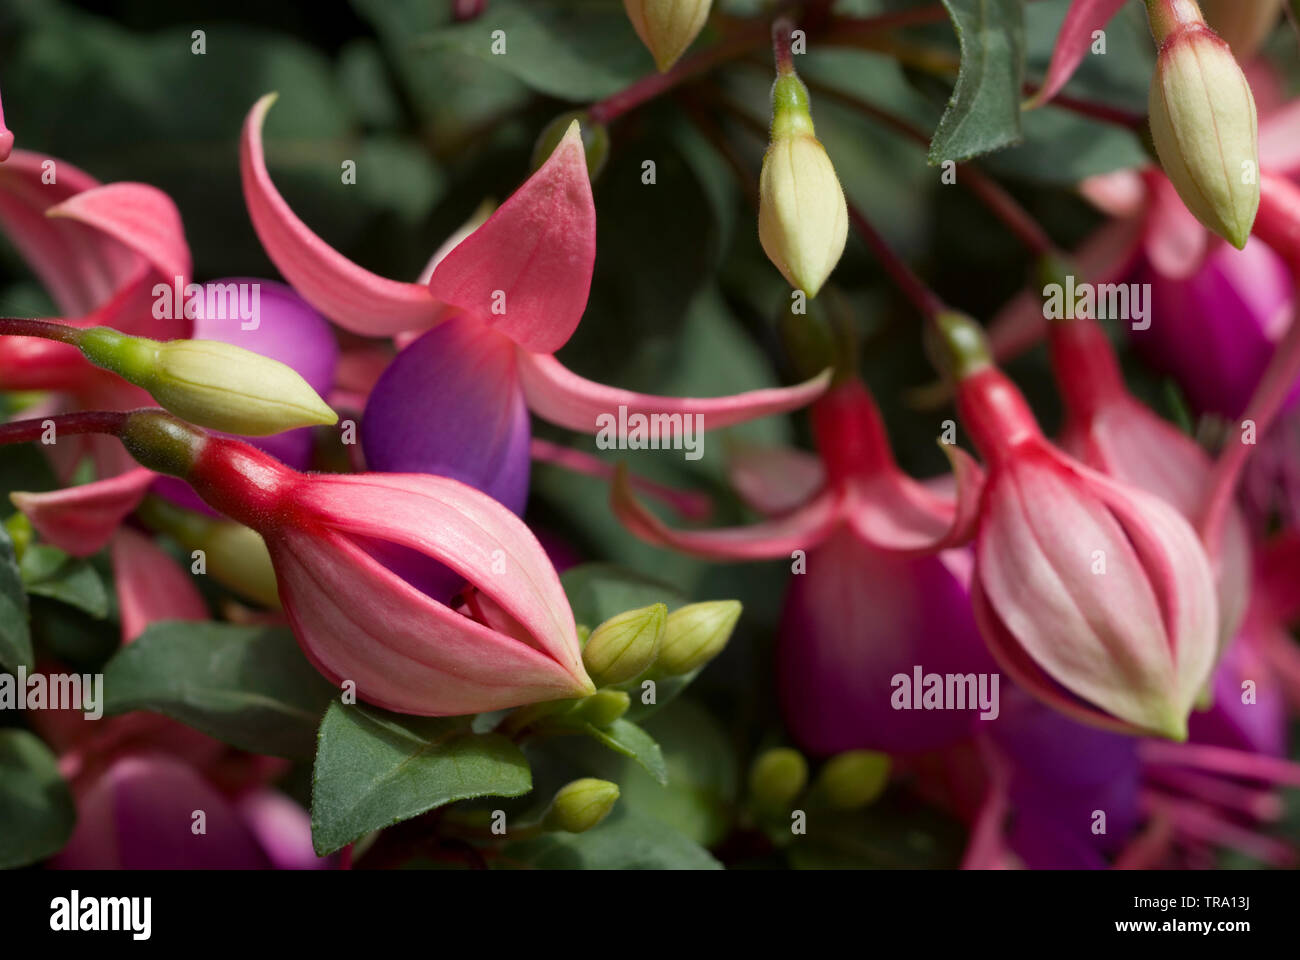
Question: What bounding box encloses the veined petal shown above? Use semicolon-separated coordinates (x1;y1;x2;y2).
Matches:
1024;0;1131;108
362;316;530;514
47;182;191;287
271;526;588;715
239;94;439;336
110;528;207;644
518;350;831;434
611;463;844;559
844;446;983;554
428;122;595;354
287;472;586;689
11;467;156;556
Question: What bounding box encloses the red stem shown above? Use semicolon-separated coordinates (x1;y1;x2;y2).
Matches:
0;410;127;446
772;16;796;74
846;202;947;321
0;316;83;345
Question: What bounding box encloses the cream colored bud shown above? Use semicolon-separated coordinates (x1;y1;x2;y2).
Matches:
582;602;666;685
659;600;741;675
1147;22;1260;248
624;0;712;72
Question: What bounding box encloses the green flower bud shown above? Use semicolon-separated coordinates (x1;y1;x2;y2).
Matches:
582;602;666;685
658;600;741;675
1146;4;1259;248
136;495;280;608
624;0;712;72
759;73;848;299
78;327;337;436
814;750;891;810
532;113;609;180
749;747;808;811
572;689;631;728
3;511;33;561
543;778;620;833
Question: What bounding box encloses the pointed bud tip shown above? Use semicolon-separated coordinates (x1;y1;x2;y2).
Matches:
659;599;741;675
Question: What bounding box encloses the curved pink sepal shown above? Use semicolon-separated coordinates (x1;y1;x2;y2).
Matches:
239;94;439;336
518;350;832;434
1024;0;1130;109
611;463;844;560
727;444;825;516
110;527;208;644
530;438;712;520
845;445;984;554
47;182;192;287
428;123;595;354
11;467;156;557
0;85;12;161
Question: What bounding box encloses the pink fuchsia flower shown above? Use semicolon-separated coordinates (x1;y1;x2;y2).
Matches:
240;95;829;508
118;412;594;715
50;753;324;870
611;377;992;753
1047;313;1252;653
938;313;1218;739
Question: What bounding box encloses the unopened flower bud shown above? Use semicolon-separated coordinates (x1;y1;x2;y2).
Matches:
543;778;620;833
759;72;848;299
532;113;609;180
624;0;712;72
1200;0;1282;61
582;602;666;684
1145;2;1260;248
813;750;891;810
3;511;32;561
658;600;741;675
749;747;807;811
78;327;337;436
571;689;631;727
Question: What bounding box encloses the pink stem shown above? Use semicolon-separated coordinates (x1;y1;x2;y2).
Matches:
0;410;127;446
0;316;84;345
529;438;712;520
1140;791;1295;865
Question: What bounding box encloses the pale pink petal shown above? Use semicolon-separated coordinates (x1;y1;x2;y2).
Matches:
727;444;825;516
110;527;207;644
272;526;588;715
47;182;191;287
0;85;12;161
518;350;832;434
530;437;712;520
1079;169;1146;218
1144;173;1210;280
428;124;595;354
236;789;329;870
611;464;845;559
239;94;439;336
845;446;984;553
1259;98;1300;175
11;467;156;556
288;472;587;689
1024;0;1131;108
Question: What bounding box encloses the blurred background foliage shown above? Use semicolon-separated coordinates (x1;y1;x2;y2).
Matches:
2;0;1296;867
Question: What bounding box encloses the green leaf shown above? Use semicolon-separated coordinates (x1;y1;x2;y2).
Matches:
0;730;76;869
561;564;686;630
546;715;668;786
311;702;532;855
20;545;110;618
504;808;722;869
0;523;32;673
102;622;337;758
929;0;1026;165
422;0;654;101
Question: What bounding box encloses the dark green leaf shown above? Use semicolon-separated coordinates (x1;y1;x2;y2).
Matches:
311;702;532;855
20;545;110;618
504;808;721;869
546;715;668;785
0;730;76;869
0;524;32;673
929;0;1026;164
102;622;337;758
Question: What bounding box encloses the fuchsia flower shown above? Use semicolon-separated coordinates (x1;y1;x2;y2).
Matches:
240;94;829;510
942;314;1218;739
122;416;594;715
612;378;992;753
1047;314;1252;649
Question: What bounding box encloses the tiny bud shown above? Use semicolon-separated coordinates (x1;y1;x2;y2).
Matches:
572;689;631;727
1146;6;1259;248
532;112;609;180
543;778;620;833
623;0;712;72
749;747;808;811
759;73;848;299
78;328;337;436
582;602;666;684
813;750;891;810
658;600;741;675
